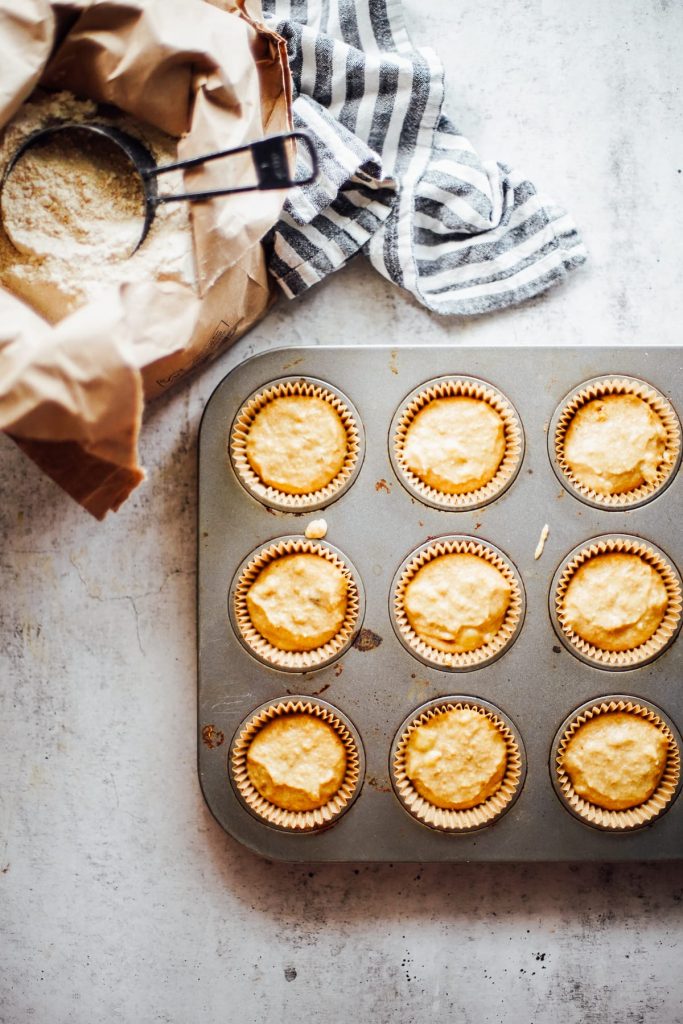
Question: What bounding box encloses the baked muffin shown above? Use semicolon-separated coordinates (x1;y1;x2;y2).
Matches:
405;707;507;810
561;712;669;810
561;552;668;651
563;394;667;495
402;396;505;494
246;553;348;651
403;553;511;653
245;395;347;494
246;714;347;811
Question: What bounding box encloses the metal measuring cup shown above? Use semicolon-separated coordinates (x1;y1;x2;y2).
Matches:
0;123;319;253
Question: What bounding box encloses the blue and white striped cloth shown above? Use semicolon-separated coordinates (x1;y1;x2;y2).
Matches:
263;0;586;316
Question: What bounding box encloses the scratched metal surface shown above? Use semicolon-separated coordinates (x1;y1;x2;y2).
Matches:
198;345;683;861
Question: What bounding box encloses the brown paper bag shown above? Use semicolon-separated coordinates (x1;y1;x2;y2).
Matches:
0;0;290;518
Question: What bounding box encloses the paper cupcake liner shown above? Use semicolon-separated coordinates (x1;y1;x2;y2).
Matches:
230;537;364;672
391;697;525;832
230;377;363;511
552;697;682;831
551;376;681;509
391;536;525;670
552;535;682;669
229;698;363;832
390;376;524;510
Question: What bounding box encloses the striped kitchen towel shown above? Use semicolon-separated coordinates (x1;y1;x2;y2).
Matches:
262;0;586;316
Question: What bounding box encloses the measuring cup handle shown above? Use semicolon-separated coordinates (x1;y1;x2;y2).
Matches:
252;130;319;189
148;130;319;203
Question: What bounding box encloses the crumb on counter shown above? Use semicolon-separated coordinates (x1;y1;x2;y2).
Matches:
534;523;550;560
305;518;328;539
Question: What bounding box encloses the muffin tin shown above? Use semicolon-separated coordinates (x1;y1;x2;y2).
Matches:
198;346;683;861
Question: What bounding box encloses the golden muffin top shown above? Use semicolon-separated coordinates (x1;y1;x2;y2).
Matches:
561;712;668;810
561;552;667;652
246;553;348;652
246;395;347;494
403;553;511;653
563;394;667;495
402;396;505;495
247;714;347;811
405;707;507;810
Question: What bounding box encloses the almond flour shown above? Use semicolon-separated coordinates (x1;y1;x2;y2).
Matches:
0;90;196;323
3;130;146;260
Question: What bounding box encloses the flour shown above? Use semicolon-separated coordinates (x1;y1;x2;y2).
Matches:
0;90;196;323
3;130;146;260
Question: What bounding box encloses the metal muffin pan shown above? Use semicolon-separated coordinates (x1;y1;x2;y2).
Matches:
198;345;683;861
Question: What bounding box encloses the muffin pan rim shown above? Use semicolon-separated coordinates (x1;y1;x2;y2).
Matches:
547;373;682;511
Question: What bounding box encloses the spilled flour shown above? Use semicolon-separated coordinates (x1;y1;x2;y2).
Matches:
0;90;196;323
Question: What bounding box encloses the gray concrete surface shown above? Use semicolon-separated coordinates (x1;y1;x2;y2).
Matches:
2;1;683;1021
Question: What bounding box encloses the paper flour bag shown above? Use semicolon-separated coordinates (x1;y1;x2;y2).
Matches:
0;0;291;517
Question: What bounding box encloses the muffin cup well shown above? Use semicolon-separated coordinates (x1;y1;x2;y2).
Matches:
390;376;524;510
229;697;364;832
391;536;525;671
551;534;682;670
230;377;364;512
230;537;364;673
550;376;681;509
391;697;525;832
551;696;682;832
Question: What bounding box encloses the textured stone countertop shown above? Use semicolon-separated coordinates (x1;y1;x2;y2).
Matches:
2;2;682;1021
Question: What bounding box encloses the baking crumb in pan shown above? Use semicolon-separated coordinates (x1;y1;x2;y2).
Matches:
534;523;550;559
304;518;328;539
